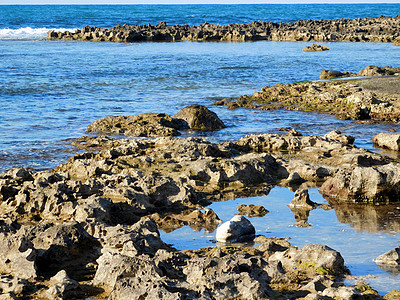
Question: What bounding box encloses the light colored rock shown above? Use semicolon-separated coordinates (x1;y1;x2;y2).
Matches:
47;270;82;300
324;130;355;145
358;65;400;77
320;163;400;202
269;244;347;276
216;215;255;243
373;132;400;151
301;275;334;293
374;246;400;265
0;275;28;295
288;189;317;209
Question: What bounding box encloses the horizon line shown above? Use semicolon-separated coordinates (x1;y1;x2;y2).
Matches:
1;2;399;4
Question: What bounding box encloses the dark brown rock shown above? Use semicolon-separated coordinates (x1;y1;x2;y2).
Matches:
173;104;226;130
302;44;329;52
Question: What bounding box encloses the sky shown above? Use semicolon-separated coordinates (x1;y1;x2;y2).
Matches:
1;0;399;4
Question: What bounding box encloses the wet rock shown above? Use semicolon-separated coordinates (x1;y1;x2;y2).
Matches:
86;113;183;137
320;70;348;79
228;72;400;122
394;38;400;46
288;189;317;209
373;132;400;151
374;246;400;266
302;44;329;52
48;16;400;44
287;189;321;227
237;204;269;217
173;104;226;130
46;270;83;300
324;130;355;145
320;164;400;203
216;215;255;243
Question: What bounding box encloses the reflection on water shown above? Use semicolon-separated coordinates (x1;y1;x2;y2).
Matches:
329;200;400;234
161;187;400;294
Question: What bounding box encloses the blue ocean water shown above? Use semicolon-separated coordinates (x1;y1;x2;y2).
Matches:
1;4;400;294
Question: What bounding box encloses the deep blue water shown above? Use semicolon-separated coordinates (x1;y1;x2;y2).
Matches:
1;4;400;295
1;4;400;30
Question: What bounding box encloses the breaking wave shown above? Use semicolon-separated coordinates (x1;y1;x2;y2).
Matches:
0;27;75;41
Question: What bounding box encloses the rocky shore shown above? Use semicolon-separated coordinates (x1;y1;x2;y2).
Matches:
1;101;400;298
48;15;400;44
215;65;400;122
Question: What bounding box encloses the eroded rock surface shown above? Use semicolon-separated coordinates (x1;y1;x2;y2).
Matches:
216;66;400;122
86;105;224;137
302;44;329;52
0;126;399;298
48;16;400;43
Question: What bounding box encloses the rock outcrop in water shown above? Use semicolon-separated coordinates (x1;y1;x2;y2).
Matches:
2;103;400;297
86;105;225;137
48;16;400;43
216;65;400;122
302;44;329;52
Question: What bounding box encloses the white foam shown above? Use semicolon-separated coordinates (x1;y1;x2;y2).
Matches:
0;27;76;41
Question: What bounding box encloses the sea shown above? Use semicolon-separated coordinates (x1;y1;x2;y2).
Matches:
1;4;400;294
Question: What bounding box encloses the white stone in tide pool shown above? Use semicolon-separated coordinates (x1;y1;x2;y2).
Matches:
216;215;255;243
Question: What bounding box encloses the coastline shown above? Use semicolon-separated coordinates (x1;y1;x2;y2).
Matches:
2;3;400;295
1;74;400;297
215;66;400;123
48;15;400;44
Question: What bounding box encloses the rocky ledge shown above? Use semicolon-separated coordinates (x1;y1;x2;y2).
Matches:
48;15;400;43
215;65;400;122
2;115;400;297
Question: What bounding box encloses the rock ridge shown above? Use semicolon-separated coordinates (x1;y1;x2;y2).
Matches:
48;16;400;43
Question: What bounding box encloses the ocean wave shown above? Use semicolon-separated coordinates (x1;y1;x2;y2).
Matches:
0;27;76;41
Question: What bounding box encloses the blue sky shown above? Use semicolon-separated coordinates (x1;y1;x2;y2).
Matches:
1;0;399;4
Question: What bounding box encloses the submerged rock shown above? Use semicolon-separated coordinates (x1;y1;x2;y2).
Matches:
216;215;255;243
302;44;329;52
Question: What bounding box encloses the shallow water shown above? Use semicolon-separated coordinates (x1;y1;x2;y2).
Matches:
1;40;400;172
160;187;400;295
2;4;400;295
